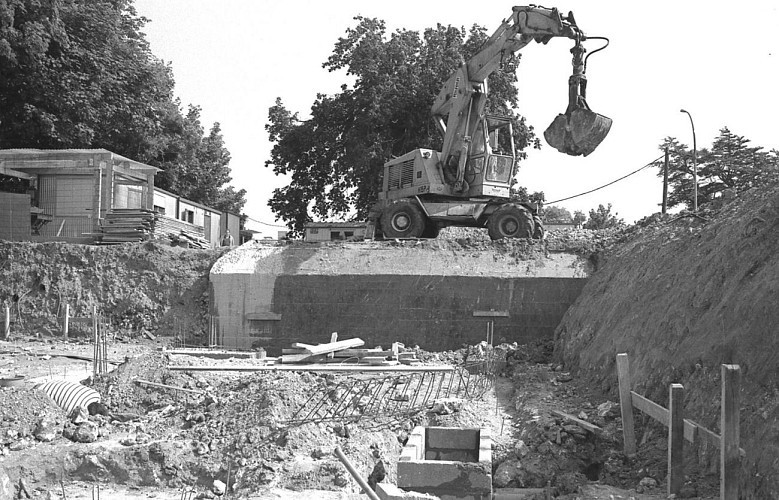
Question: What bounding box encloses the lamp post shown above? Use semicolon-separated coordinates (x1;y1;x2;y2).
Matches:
680;109;697;212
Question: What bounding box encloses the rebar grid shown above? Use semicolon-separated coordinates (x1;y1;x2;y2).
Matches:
283;353;505;426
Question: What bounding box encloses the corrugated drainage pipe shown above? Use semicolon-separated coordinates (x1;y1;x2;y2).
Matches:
333;446;381;500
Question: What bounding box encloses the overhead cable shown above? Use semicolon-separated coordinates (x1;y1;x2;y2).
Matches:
545;155;664;205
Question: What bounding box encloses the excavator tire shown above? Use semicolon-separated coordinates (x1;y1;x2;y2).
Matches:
380;200;426;239
532;215;545;239
422;221;440;239
487;204;535;240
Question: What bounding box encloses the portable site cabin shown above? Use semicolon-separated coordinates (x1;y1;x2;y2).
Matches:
0;149;158;242
0;148;241;247
304;222;368;242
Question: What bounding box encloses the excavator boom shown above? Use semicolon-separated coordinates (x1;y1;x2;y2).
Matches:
432;5;611;163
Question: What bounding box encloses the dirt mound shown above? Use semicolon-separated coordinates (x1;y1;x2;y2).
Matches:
555;182;779;497
0;241;224;339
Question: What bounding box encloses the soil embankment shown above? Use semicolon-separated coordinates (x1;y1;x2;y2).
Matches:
555;184;779;498
0;241;224;339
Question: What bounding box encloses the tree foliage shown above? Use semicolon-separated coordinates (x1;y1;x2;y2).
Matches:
583;203;624;230
0;0;246;214
655;127;779;210
266;18;540;233
542;205;573;224
572;210;586;226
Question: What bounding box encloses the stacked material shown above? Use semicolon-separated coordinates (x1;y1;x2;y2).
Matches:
98;209;157;243
154;215;210;249
280;335;420;366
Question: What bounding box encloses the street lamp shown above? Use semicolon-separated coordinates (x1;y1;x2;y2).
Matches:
680;109;697;212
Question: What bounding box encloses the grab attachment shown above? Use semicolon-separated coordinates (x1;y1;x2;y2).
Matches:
544;38;612;157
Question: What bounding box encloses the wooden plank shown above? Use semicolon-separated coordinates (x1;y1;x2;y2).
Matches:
168;364;455;372
290;342;317;350
668;384;685;496
631;391;669;425
295;338;365;355
327;332;338;359
721;364;741;500
280;353;321;363
332;349;391;358
135;379;204;395
616;353;637;455
551;409;603;435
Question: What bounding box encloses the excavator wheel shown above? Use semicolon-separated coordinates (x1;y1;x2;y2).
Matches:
380;200;426;239
487;204;535;240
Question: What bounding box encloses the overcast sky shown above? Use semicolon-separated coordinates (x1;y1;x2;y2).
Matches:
134;0;779;236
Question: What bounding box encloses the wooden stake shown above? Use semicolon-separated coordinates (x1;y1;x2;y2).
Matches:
721;365;741;500
616;353;637;456
93;305;98;376
3;303;9;340
668;383;685;495
62;304;69;339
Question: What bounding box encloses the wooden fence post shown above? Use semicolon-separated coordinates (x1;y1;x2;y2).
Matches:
668;383;685;495
721;365;741;500
92;305;98;375
62;304;70;339
3;303;9;340
616;353;637;456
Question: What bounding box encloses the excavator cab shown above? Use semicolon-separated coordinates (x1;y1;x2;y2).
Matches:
544;38;612;156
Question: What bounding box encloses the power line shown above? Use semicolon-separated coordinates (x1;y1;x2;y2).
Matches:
243;215;288;228
545;155;664;205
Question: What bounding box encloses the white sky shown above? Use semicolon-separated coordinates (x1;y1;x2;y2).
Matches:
134;0;779;236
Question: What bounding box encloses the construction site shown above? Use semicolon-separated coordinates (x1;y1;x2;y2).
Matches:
0;180;777;499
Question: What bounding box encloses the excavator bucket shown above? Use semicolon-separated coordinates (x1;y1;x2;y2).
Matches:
544;107;612;157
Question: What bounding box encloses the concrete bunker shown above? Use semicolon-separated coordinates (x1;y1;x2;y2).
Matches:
209;240;591;352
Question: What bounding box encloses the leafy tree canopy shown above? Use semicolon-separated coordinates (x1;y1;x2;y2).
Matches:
266;18;541;233
655;127;779;210
0;0;246;215
583;203;624;230
542;205;573;224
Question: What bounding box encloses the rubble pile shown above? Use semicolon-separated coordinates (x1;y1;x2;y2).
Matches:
0;387;65;454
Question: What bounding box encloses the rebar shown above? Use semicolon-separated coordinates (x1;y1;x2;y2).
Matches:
283;351;505;426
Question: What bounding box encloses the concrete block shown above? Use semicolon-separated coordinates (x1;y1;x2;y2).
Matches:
426;427;479;451
397;460;491;493
376;483;441;499
400;444;419;462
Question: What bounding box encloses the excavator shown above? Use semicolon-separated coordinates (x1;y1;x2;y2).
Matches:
372;5;611;240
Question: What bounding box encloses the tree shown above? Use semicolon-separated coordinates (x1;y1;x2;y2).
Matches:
698;127;779;199
542;205;573;224
155;105;246;215
0;0;247;214
655;128;779;210
583;203;624;230
0;0;177;157
572;210;586;227
266;18;540;233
